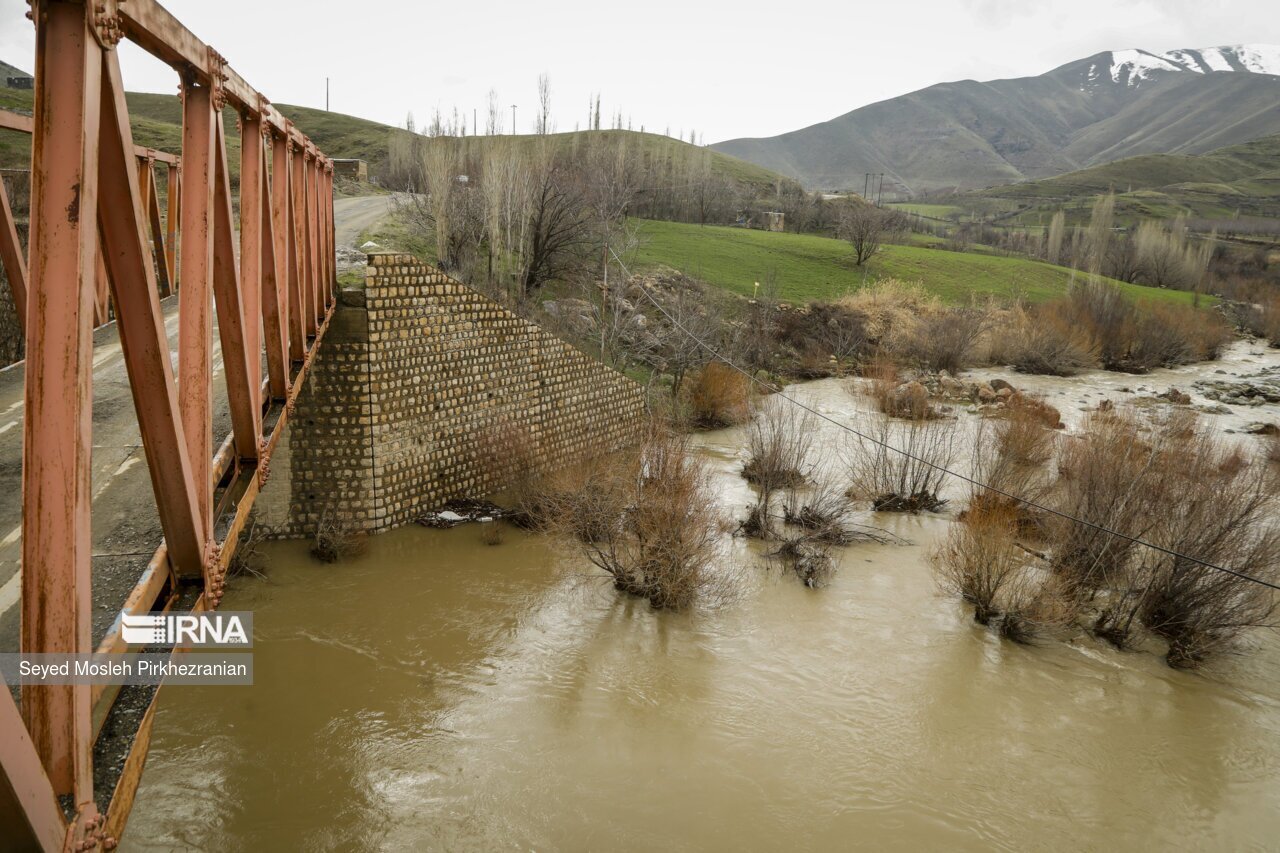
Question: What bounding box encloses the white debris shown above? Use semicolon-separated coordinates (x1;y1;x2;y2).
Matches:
360;240;382;249
437;510;466;522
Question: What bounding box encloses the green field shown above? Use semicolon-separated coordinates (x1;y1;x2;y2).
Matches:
886;203;964;220
630;219;1206;306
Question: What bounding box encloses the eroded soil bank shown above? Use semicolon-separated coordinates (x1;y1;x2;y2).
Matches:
125;342;1280;850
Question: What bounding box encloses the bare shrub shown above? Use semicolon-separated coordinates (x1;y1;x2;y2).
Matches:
843;415;957;512
993;304;1099;376
312;506;368;563
769;535;837;589
895;307;987;374
742;396;816;492
1044;280;1231;373
580;432;734;609
1051;409;1280;666
1130;435;1280;667
1048;410;1163;598
781;476;901;545
932;504;1034;626
965;405;1058;535
739;492;775;540
481;524;505;546
687;361;752;428
864;359;936;420
227;520;269;579
474;423;546;526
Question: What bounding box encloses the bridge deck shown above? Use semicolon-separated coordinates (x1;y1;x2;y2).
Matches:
0;297;233;660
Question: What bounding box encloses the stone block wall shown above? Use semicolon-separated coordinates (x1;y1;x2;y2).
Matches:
259;253;646;536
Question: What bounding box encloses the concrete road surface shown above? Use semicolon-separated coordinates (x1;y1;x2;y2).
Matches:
334;194;395;248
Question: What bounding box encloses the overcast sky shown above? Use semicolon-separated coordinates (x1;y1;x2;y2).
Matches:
1;0;1277;142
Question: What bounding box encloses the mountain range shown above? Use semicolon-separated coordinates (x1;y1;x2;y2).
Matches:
712;44;1280;195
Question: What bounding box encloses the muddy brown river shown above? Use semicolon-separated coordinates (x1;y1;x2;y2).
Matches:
126;344;1280;850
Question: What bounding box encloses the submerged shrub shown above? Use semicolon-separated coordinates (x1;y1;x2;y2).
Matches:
312;506;368;563
843;415;957;512
580;431;734;609
687;361;753;428
742;396;816;491
932;504;1035;627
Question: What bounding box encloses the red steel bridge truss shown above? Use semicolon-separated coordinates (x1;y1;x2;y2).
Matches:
0;0;338;848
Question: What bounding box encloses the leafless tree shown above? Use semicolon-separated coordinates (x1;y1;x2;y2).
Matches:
838;202;905;266
536;72;552;135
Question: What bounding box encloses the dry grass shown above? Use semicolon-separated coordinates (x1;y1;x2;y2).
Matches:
687;360;753;428
312;506;368;563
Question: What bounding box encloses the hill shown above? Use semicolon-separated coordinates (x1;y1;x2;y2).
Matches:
960;134;1280;225
711;44;1280;195
0;80;793;199
629;219;1204;306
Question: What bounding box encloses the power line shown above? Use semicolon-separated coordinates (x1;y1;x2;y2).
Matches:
605;245;1280;592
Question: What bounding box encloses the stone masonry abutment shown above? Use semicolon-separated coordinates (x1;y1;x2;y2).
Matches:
257;253;647;535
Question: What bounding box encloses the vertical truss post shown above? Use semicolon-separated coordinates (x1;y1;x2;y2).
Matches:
178;77;215;558
21;0;101;801
212;116;260;459
238;114;265;417
165;161;180;293
322;164;334;307
263;129;288;398
290;144;313;343
308;156;322;322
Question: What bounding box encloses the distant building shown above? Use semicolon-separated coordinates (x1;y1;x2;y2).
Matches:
763;211;785;232
332;158;367;182
5;76;33;90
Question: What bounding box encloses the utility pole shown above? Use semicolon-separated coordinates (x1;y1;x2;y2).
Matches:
863;173;870;199
325;77;329;111
877;173;885;205
474;108;477;136
511;104;517;135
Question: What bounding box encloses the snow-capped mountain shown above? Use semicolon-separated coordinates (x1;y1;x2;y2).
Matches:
1098;44;1280;88
713;43;1280;193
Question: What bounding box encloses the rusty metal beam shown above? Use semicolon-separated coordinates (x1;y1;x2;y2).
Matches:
177;80;215;556
262;131;287;398
212;115;260;460
238;114;266;416
0;172;28;322
99;48;207;581
283;139;305;362
0;689;66;852
146;159;172;296
21;0;100;801
165;161;179;293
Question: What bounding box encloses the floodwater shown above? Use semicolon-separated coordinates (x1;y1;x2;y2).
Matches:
126;343;1280;851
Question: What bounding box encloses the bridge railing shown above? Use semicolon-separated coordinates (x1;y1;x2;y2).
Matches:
2;1;337;848
0;108;180;334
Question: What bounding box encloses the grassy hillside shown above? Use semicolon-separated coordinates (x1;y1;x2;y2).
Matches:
630;219;1205;306
0;83;793;204
964;134;1280;226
